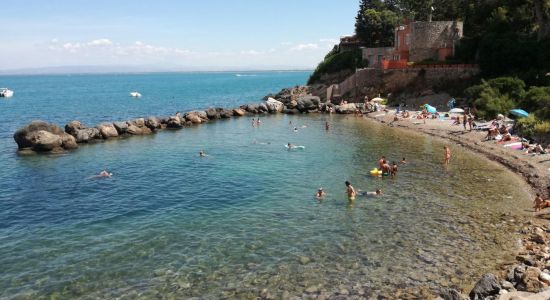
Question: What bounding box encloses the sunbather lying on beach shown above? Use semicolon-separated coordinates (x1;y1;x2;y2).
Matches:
498;125;512;142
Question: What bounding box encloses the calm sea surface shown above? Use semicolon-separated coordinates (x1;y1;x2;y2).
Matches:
0;72;531;299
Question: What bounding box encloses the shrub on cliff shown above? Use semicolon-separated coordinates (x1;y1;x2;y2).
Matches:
466;77;525;119
520;86;550;120
307;49;368;84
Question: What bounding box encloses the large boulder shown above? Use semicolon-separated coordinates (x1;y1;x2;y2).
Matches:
266;98;284;113
257;103;268;113
126;124;143;135
145;117;161;130
205;108;221;120
283;108;300;115
61;133;78;150
244;104;259;114
286;100;298;109
75;128;101;143
185;113;202;124
296;95;320;112
14;121;74;152
65;120;85;136
97;123;119;139
188;110;208;121
233;108;247;116
469;274;501;300
113;121;129;135
219;109;233;119
13;121;58;149
336;103;358;114
28;130;63;152
128;118;145;128
166;116;183;128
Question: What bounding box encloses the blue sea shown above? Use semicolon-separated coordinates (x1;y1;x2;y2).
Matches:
0;72;531;299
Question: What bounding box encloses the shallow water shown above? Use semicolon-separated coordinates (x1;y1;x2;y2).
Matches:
0;111;531;299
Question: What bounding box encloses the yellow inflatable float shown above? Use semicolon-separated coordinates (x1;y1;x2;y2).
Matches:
370;168;383;176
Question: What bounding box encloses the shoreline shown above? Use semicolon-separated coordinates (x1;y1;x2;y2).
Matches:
362;110;550;298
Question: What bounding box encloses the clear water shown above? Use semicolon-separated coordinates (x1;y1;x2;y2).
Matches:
0;73;531;299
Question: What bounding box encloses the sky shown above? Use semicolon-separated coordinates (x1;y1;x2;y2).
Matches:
0;0;359;72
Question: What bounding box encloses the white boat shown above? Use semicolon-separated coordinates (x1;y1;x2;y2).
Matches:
129;91;142;98
0;88;14;98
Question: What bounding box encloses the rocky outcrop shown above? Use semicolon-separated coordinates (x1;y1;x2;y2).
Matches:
296;95;321;112
65;120;84;136
113;121;129;135
185;113;202;124
233;108;246;116
13;121;77;152
219;109;233;119
266;98;284;113
336;103;358;114
166;116;183;128
205;108;221;120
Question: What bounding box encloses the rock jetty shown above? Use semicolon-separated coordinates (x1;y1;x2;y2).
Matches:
13;87;340;154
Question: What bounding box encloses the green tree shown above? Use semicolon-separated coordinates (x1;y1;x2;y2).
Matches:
355;0;399;47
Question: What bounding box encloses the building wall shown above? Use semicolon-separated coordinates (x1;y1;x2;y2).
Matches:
362;47;394;67
409;21;463;62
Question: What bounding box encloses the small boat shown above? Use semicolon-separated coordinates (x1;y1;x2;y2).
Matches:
129;91;142;98
0;88;14;98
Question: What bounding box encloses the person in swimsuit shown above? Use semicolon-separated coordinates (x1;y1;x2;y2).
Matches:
400;157;407;164
391;162;398;177
378;156;386;169
444;146;451;165
381;160;392;175
361;189;382;197
325;121;330;131
534;194;547;212
316;188;326;200
287;143;294;149
345;181;356;201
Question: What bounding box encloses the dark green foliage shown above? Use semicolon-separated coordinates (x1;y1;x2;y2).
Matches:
521;86;550;120
355;0;399;47
465;77;525;119
307;49;368;84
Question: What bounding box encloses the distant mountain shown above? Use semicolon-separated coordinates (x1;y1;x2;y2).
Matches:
0;65;313;75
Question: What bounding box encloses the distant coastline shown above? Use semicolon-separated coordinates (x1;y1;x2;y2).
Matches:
0;66;313;76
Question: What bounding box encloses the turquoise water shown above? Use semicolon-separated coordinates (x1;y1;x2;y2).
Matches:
0;73;531;299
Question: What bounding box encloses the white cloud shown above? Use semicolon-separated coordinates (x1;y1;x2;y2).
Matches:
88;38;113;46
290;43;319;51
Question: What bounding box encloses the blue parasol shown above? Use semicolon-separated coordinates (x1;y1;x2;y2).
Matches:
509;109;529;118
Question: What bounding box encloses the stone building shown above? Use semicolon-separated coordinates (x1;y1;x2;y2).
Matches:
362;20;463;67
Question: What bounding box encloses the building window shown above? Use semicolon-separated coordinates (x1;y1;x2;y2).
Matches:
405;34;411;45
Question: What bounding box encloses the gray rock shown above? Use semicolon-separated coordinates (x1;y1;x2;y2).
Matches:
75;128;101;143
131;118;146;128
185;113;202;124
233;108;246;116
296;95;320;112
469;274;501;300
336;103;358;114
97;123;119;139
205;108;221;120
219;109;233;118
287;100;298;109
244;104;259;113
61;133;78;150
126;124;143;135
266;97;284;113
145;117;161;130
113;122;129;134
187;110;208;121
284;108;300;115
258;103;268;113
13;120;64;149
65;120;85;136
440;288;466;300
166;116;183;128
28;130;63;151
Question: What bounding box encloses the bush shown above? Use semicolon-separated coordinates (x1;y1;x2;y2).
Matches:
521;86;550;120
516;115;539;138
308;49;368;84
465;77;525;119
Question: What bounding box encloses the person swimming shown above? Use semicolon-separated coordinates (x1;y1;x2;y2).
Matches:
89;170;112;179
391;162;398;177
316;188;326;200
199;150;207;157
287;142;294;149
325;121;330;131
360;189;382;197
293;127;298;132
400;157;407;164
345;181;356;201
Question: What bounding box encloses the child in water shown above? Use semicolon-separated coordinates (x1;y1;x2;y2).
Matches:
316;188;326;200
345;181;356;201
391;162;398;177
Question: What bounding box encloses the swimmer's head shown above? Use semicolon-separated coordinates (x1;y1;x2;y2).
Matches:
376;189;381;194
318;188;323;192
345;181;351;186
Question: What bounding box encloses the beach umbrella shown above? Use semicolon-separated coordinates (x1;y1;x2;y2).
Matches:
509;109;529;118
449;108;464;114
371;97;384;102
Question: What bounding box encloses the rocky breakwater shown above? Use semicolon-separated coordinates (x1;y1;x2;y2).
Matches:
12;92;341;154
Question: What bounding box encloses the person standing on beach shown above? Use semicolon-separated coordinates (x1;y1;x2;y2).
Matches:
345;181;356;201
534;194;546;212
444;146;451;165
463;114;467;130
